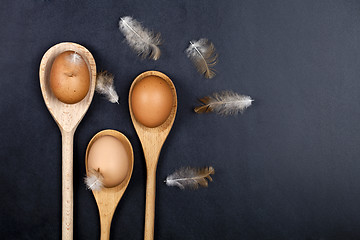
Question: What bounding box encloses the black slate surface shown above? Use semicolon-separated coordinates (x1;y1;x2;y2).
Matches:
1;0;360;239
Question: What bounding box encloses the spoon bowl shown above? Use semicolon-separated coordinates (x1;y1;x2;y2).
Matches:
39;42;97;132
129;71;177;240
39;42;96;240
85;129;134;240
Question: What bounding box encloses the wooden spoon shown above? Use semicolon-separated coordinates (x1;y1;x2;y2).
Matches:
85;130;134;240
39;42;96;240
128;71;177;240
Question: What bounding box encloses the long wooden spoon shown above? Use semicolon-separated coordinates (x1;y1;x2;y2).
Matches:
39;42;96;240
85;130;134;240
129;71;177;240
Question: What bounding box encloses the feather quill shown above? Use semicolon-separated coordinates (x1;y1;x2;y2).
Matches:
165;166;215;190
185;38;218;79
194;90;253;115
95;71;119;104
119;16;161;60
84;168;104;191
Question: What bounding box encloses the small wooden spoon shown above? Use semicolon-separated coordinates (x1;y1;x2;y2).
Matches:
128;71;177;240
85;130;134;240
39;42;96;240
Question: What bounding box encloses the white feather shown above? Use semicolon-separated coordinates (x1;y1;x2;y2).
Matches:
66;51;83;64
165;167;215;190
95;71;119;104
195;90;253;116
185;38;218;78
84;171;104;191
119;16;161;60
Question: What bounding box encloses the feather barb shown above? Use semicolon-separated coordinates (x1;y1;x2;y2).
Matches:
119;16;161;60
194;90;253;116
165;166;215;190
185;38;218;78
95;71;119;104
84;168;104;191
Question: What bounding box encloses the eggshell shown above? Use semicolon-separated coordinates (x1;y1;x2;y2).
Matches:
50;51;90;104
87;135;129;188
131;75;173;128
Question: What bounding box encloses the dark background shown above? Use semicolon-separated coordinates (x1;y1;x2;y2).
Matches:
1;0;360;239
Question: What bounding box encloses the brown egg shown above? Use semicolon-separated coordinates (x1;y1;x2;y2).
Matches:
50;51;90;104
131;75;173;128
87;135;129;188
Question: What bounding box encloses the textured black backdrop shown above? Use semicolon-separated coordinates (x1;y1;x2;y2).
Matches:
1;0;360;239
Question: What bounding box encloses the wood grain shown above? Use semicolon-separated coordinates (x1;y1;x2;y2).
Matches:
85;130;134;240
129;71;177;240
39;42;96;240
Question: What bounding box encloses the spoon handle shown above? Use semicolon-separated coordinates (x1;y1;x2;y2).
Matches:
100;213;112;240
144;167;157;240
61;130;74;240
